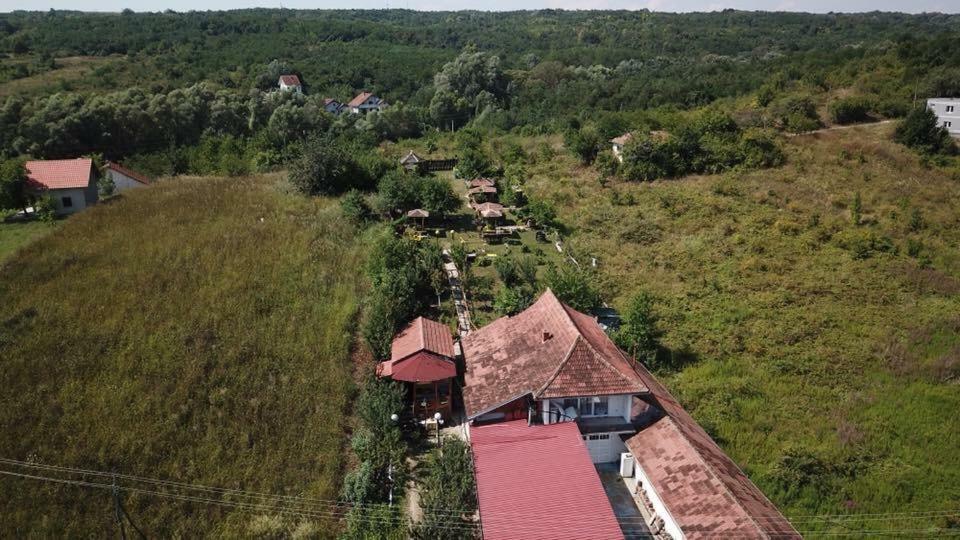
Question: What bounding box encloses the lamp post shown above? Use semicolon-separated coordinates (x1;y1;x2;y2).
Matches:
433;411;445;447
388;412;399;507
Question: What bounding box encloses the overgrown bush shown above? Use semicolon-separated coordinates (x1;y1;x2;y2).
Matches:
894;106;956;156
289;137;371;196
413;437;479;540
829;96;874;124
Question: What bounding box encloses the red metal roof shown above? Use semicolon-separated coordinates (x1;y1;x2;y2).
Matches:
279;74;301;86
625;366;800;539
25;159;94;190
105;161;151;185
470;420;624;540
376;351;456;383
463;289;648;418
390;316;455;362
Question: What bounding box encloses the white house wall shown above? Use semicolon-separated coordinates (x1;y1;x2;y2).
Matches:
50;187;91;215
107;170;146;193
634;461;685;540
927;99;960;137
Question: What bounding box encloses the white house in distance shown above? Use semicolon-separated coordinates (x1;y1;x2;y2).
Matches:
346;91;388;114
104;162;151;193
278;74;302;93
927;98;960;138
25;158;98;215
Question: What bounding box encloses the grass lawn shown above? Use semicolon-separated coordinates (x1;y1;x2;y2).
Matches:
0;219;59;264
519;123;960;533
0;174;367;537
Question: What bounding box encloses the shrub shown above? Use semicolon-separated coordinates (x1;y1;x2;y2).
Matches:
288;137;368;196
340;189;373;223
97;174;116;198
0;157;28;212
413;438;479;540
894;106;956;155
829;96;874;124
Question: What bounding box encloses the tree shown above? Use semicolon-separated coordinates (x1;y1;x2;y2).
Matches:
564;126;602;165
415;177;460;217
0;158;28;211
894;106;956;155
544;265;601;313
288;137;364;196
430;47;506;127
340;189;372;223
413;438;479;540
614;291;661;367
97;174;116;198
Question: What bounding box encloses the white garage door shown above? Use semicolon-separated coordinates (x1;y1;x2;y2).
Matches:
583;433;623;463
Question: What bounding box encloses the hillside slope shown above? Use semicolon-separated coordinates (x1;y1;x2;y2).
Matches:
527;124;960;533
0;175;366;536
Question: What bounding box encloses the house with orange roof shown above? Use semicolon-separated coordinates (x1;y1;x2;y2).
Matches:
25;158;98;215
462;289;800;539
278;74;302;93
346;91;388;114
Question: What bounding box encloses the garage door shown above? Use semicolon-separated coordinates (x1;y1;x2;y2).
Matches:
583;433;620;463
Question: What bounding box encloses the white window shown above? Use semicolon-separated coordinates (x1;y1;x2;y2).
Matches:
560;396;610;417
947;105;955;113
587;434;610;441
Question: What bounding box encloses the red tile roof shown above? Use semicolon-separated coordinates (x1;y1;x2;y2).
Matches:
376;351;455;383
390;316;455;362
348;91;375;108
105;161;151;185
25;159;94;190
462;289;648;418
470;420;624;540
625;365;800;539
279;74;301;86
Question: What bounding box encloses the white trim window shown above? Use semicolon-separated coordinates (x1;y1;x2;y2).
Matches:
561;396;610;417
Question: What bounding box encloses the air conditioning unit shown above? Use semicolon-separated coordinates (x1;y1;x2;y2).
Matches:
620;452;635;478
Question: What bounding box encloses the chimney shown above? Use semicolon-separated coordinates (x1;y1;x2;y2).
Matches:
541;331;553;343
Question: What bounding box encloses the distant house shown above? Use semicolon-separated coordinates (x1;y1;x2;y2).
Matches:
399;150;422;171
462;290;801;540
347;91;388;114
927;98;960;138
104;162;151;193
467;177;496;189
376;316;456;421
25;158;98;215
323;98;343;115
610;132;633;162
278;75;302;93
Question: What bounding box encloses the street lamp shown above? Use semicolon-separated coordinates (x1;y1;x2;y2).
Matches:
388;412;399;507
433;412;445;447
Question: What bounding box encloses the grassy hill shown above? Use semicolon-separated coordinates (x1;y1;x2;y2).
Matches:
0;175;367;536
520;124;960;533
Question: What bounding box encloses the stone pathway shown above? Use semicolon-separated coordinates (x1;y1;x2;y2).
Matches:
441;249;472;336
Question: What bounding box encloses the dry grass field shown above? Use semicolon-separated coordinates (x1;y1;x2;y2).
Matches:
0;174;367;537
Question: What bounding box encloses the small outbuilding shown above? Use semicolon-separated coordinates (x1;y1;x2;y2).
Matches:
400;150;422;171
406;208;429;229
104;161;151;193
278;75;302;93
25;158;98;215
377;316;457;421
467;177;496;189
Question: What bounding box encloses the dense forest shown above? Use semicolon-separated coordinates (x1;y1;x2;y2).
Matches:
0;10;959;177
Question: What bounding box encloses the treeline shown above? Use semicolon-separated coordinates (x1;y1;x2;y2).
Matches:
1;11;959;141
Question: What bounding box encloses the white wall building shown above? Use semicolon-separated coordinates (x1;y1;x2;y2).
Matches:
25;158;98;215
927;98;960;138
104;162;151;193
278;75;303;93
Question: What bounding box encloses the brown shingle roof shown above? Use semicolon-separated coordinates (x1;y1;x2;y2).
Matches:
468;177;496;188
625;365;800;539
406;208;429;218
25;159;94;190
474;202;504;219
462;289;648;418
390;316;455;363
467;185;498;195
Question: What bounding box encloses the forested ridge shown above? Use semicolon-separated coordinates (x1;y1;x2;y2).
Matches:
0;10;958;175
